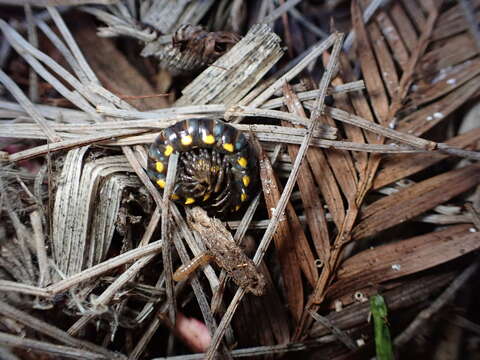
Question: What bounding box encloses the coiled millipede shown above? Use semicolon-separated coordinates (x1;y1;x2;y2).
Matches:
147;118;257;216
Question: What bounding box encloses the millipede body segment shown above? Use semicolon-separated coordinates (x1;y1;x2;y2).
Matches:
147;118;257;216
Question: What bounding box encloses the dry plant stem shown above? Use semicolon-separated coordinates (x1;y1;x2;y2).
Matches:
46;6;99;84
261;0;303;24
247;33;337;109
162;153;179;325
30;210;50;287
204;32;345;360
465;203;480;230
343;0;390;51
288;8;328;39
186;207;265;296
308;310;357;350
0;280;49;297
323;106;436;150
46;240;163;295
25;4;39;102
8;129;149;162
282;84;330;266
261;81;366;109
0;20;102;121
151;335;336;359
279;0;294;58
387;0;442;121
394;260;480;347
68;208;162;336
0;69;60;142
0;332;106;360
459;0;480;50
128;282;188;360
0;300;123;359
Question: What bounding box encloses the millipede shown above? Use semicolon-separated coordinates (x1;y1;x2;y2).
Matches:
147;118;257;216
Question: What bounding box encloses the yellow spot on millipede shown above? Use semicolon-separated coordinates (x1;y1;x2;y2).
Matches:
164;145;174;156
240;193;247;202
203;193;210;202
235;205;240;211
185;197;195;205
242;175;250;187
222;143;234;152
237;157;248;168
181;135;193;146
170;194;180;200
203;134;215;144
155;161;164;173
156;179;166;188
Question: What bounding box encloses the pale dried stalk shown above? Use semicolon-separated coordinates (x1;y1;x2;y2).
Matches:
0;332;106;360
30;210;50;287
0;300;122;359
0;69;60;142
46;240;163;295
161;153;179;325
247;33;337;108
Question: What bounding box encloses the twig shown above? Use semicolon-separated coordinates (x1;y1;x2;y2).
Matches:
46;240;163;295
0;69;61;142
288;8;328;39
459;0;480;51
247;33;337;109
394;260;480;347
0;300;123;359
162;153;179;325
151;335;336;359
30;210;51;287
261;0;303;24
308;310;357;350
343;0;390;51
8;129;148;162
68;209;162;336
0;332;108;360
25;4;39;102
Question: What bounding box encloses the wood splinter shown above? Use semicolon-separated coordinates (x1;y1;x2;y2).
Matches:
173;207;266;296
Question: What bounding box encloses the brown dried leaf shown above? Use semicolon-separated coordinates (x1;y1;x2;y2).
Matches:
353;163;480;240
373;127;480;189
282;83;330;264
328;225;479;300
352;0;389;124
